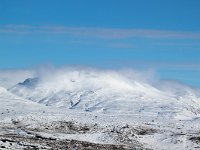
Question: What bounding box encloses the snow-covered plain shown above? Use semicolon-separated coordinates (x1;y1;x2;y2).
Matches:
0;68;200;149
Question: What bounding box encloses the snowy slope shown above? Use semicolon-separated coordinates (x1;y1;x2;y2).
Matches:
0;86;38;107
0;86;49;120
8;69;200;120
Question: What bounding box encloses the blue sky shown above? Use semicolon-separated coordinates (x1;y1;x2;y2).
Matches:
0;0;200;86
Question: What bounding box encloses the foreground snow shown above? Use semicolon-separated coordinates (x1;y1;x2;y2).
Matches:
0;69;200;149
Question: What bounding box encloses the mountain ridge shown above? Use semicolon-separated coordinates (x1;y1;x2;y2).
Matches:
7;70;200;120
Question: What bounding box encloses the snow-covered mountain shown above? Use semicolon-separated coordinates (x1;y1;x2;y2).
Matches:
8;69;200;120
2;69;200;149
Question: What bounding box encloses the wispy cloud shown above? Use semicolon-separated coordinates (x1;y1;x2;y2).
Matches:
155;42;200;47
1;25;200;39
107;60;200;71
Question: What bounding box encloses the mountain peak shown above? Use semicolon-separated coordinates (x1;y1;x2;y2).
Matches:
18;78;39;88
